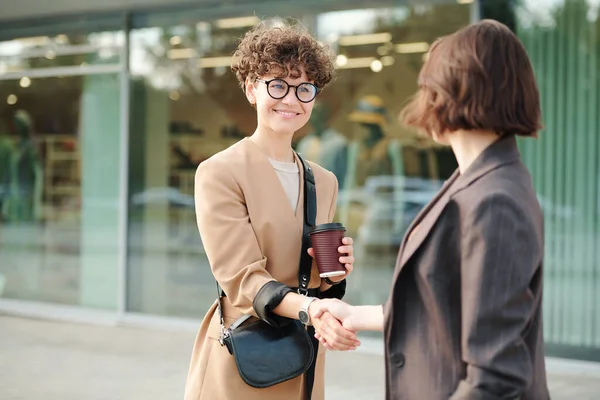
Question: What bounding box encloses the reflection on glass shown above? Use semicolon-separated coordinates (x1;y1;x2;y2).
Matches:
0;70;121;308
127;2;470;318
297;102;348;188
0;32;123;74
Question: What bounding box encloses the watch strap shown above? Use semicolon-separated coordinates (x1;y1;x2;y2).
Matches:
325;277;343;286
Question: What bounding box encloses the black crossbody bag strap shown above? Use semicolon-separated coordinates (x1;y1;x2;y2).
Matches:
296;153;319;400
297;153;316;295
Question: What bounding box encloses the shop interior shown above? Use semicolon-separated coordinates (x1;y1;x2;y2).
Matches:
125;3;467;314
0;2;469;316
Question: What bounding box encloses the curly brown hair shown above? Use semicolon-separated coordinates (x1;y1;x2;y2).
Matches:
231;18;336;92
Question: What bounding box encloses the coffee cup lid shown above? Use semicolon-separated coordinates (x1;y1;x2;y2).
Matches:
309;222;346;235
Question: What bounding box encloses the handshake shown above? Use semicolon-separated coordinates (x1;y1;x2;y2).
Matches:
304;236;384;351
308;299;362;351
307;299;383;351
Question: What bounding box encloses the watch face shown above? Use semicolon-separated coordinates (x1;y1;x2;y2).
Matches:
299;310;310;325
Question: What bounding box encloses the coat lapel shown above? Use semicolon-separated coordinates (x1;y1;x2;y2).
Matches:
394;171;460;277
243;138;304;235
394;134;522;276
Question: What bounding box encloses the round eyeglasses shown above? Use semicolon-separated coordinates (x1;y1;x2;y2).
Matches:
255;78;319;103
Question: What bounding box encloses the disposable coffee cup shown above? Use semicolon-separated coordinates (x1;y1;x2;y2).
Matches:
309;223;347;278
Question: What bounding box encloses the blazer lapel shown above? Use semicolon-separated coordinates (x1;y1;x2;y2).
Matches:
393;134;522;277
394;171;460;276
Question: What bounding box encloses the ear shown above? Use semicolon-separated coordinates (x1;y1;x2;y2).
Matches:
245;78;256;106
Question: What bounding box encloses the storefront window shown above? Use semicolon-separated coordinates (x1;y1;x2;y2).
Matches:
513;0;600;350
0;26;123;309
126;2;471;318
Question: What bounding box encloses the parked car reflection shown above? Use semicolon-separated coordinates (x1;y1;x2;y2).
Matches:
338;175;443;251
130;187;195;208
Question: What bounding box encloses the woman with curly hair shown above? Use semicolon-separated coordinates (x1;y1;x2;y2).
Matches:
183;18;359;400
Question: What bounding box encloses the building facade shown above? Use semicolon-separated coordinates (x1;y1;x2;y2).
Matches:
0;0;597;361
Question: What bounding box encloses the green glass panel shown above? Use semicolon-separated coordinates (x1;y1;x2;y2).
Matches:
516;0;600;349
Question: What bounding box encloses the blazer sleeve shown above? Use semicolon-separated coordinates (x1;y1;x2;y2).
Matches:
195;157;282;319
450;194;539;400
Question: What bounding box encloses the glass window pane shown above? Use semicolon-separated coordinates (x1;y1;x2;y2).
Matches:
126;1;470;318
0;31;123;75
514;0;600;350
0;31;123;308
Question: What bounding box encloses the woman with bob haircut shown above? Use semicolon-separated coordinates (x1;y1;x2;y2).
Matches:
183;18;359;400
309;19;551;399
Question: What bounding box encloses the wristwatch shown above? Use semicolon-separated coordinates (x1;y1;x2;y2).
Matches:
298;297;318;326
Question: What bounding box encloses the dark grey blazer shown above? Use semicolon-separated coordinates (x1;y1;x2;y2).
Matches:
383;135;550;400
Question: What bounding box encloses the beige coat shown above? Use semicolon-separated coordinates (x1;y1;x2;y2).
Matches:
184;138;338;400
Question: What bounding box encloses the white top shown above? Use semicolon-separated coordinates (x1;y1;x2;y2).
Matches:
268;158;300;212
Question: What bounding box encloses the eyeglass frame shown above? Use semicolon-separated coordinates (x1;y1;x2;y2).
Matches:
254;78;320;103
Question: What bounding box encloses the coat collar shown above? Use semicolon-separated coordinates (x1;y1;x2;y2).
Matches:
452;133;521;193
395;134;521;272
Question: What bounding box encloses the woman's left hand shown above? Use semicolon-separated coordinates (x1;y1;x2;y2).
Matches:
308;236;355;283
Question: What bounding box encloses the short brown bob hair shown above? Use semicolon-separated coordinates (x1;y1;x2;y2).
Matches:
231;18;336;92
400;19;542;137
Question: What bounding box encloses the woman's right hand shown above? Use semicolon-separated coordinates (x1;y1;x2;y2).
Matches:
309;299;360;350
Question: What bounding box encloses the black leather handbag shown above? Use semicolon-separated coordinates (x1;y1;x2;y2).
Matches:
215;153;318;390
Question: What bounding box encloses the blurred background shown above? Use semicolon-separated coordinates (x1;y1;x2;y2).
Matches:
0;0;599;398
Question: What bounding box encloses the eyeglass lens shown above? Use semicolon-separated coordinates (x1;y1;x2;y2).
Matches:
266;79;317;102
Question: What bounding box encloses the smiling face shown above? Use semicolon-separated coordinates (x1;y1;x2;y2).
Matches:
245;69;316;137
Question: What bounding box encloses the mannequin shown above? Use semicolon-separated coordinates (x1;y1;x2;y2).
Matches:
0;122;13;221
5;110;43;222
339;96;406;257
350;121;397;187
